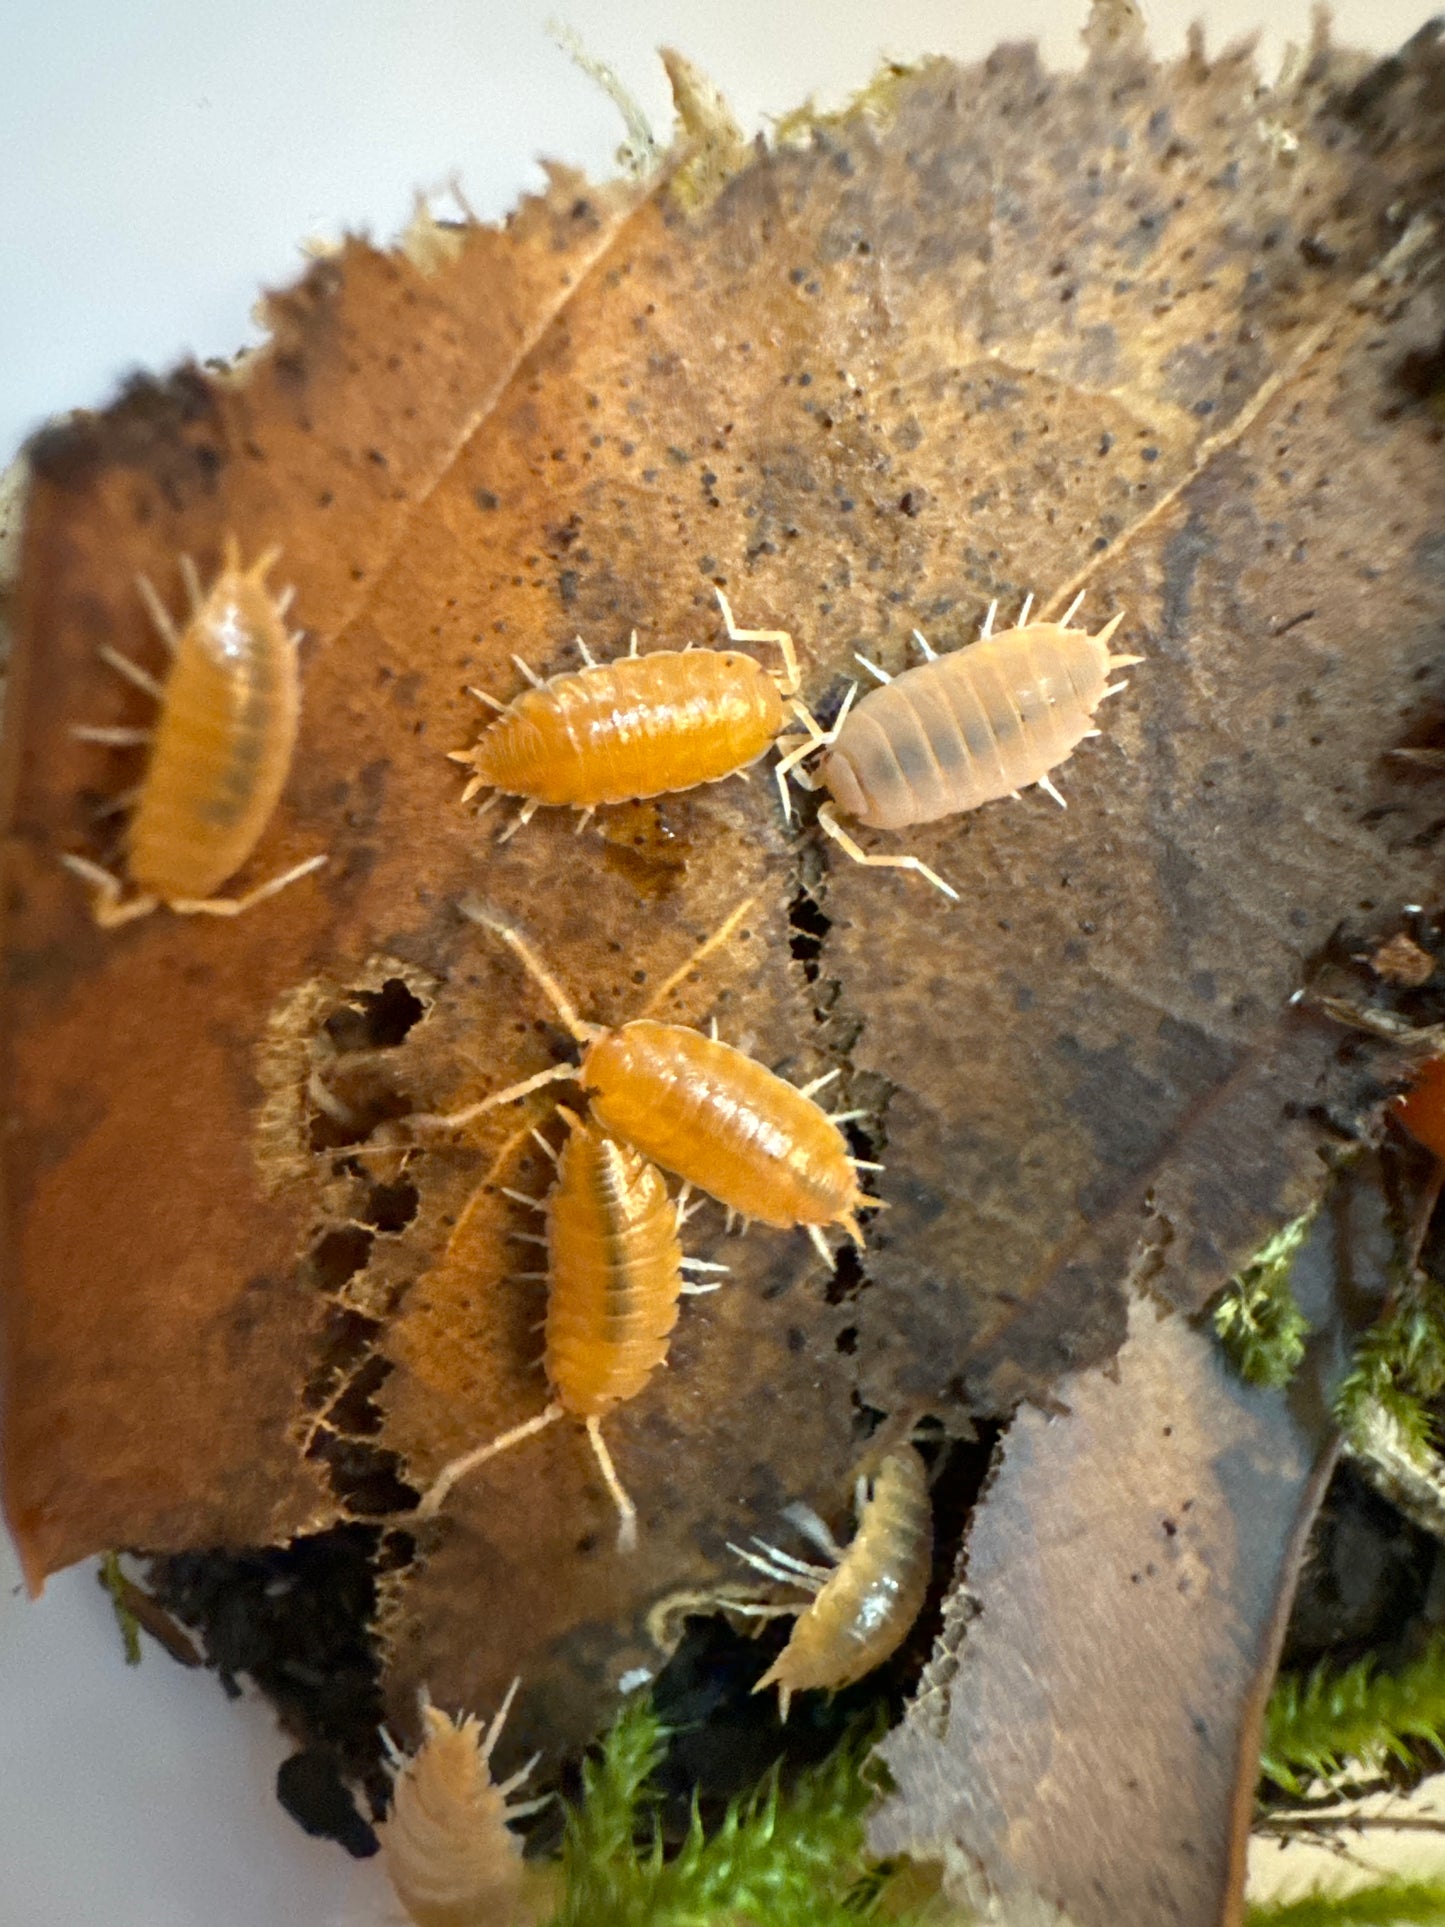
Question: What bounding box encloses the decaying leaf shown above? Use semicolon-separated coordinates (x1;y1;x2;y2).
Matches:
0;163;654;1583
2;8;1444;1792
870;1165;1394;1927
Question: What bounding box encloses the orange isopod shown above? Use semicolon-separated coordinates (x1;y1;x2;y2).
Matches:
781;592;1142;899
377;1678;543;1927
62;537;325;927
731;1443;933;1720
418;899;879;1259
451;591;816;836
414;1105;724;1547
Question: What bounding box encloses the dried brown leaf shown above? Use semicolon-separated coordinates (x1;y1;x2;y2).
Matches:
1;14;1443;1779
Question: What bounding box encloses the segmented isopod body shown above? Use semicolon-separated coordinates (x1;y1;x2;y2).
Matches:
419;900;876;1256
453;592;814;836
62;537;325;926
782;595;1140;899
378;1679;541;1927
583;1021;866;1238
545;1106;684;1418
416;1106;698;1547
734;1444;933;1720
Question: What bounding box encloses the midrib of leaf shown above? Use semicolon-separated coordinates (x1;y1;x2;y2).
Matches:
322;169;666;650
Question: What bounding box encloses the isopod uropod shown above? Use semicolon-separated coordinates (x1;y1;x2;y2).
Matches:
62;537;326;927
378;1678;544;1927
781;593;1143;899
418;898;880;1259
731;1443;933;1720
415;1105;725;1547
451;590;816;836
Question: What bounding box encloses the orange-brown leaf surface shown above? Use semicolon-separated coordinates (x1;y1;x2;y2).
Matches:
3;11;1444;1780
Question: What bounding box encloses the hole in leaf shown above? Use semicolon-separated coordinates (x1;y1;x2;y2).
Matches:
302;1306;382;1412
360;1177;419;1232
788;887;829;984
323;978;426;1053
306;1430;419;1516
305;1226;375;1295
826;1244;866;1306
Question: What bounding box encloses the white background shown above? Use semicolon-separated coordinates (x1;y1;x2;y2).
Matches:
2;2;1438;1922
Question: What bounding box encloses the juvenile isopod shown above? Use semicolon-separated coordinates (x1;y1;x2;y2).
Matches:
451;591;819;836
62;538;326;927
780;593;1143;899
378;1678;546;1927
731;1442;933;1720
416;897;880;1259
415;1105;725;1547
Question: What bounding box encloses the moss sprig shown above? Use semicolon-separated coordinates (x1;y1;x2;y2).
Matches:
1214;1207;1318;1388
547;1699;937;1927
1261;1636;1445;1796
99;1551;143;1666
1246;1879;1445;1925
1335;1267;1445;1461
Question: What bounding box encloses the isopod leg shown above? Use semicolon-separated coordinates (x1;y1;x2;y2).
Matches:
751;1538;834;1584
796;1067;840;1099
638;893;757;1018
178;554;205;612
135;573;181;652
59;853;159;928
71;724;153;746
713;588;801;696
414;1401;564;1519
727;1538;827;1592
166;852;329;918
480;1676;522;1763
772;756;793;824
781;1500;846;1561
585;1415;638;1552
456;904;597;1042
815;804;959;903
97;645;165;701
497;799;540;844
414;1061;578;1133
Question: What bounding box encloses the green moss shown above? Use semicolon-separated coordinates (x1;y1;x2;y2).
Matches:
1246;1880;1445;1925
99;1552;142;1666
1213;1208;1318;1388
1335;1270;1445;1461
1262;1635;1445;1796
545;1698;944;1927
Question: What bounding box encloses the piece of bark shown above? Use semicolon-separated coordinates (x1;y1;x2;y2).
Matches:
870;1165;1393;1927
